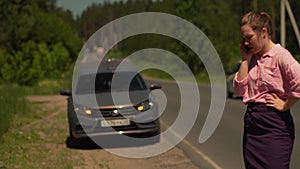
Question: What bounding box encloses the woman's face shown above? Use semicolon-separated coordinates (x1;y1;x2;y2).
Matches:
240;24;264;55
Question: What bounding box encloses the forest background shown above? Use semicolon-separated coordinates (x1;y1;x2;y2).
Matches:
1;0;300;85
0;0;300;136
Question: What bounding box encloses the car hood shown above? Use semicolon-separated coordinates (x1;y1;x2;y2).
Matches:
73;90;150;108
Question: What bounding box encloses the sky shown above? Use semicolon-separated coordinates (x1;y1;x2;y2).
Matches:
56;0;122;17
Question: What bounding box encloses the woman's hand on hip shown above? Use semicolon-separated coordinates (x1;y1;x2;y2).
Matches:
265;93;286;112
265;93;299;112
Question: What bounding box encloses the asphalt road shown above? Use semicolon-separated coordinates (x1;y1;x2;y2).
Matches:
150;79;300;169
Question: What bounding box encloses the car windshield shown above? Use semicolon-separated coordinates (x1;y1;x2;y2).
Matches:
75;72;147;94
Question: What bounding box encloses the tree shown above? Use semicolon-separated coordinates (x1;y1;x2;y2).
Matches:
73;0;300;74
0;0;82;85
0;41;70;85
173;0;242;72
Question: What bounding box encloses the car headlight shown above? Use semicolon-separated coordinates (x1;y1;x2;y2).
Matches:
84;109;92;115
75;107;92;115
135;100;153;112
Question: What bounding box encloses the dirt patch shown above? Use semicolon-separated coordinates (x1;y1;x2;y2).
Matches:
25;95;199;169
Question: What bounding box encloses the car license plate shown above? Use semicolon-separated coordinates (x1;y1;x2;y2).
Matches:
101;119;130;127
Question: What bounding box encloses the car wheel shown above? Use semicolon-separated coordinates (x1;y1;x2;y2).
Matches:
66;128;79;148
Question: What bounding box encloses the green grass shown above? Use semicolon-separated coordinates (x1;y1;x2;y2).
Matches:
141;69;174;81
0;85;28;138
141;68;211;84
0;77;71;138
22;79;71;95
0;65;72;138
0;93;83;169
0;64;83;168
195;71;210;84
23;65;73;95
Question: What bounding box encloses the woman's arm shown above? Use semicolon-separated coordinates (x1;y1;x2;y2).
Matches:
236;44;252;81
236;60;250;81
233;44;253;97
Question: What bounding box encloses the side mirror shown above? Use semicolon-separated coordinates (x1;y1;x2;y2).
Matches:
149;83;162;90
60;88;72;96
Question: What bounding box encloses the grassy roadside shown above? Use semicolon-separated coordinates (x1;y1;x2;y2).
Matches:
0;85;28;137
0;65;80;168
0;78;70;137
0;95;83;169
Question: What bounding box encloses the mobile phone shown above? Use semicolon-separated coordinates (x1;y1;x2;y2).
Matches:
241;40;250;52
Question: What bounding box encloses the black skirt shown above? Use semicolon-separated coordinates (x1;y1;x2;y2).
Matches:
243;103;295;169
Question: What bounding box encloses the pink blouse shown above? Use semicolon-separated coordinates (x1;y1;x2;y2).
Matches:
234;44;300;104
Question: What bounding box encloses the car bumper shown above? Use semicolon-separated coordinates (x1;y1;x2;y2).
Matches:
70;110;160;139
71;126;159;138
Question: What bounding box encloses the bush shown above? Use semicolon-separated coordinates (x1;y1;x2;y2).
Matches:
0;41;71;86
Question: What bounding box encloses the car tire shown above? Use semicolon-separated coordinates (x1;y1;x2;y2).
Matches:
66;127;79;148
66;136;79;148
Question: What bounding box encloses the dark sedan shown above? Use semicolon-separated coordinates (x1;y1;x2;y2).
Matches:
60;59;161;147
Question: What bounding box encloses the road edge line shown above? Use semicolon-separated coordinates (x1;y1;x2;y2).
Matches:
160;120;223;169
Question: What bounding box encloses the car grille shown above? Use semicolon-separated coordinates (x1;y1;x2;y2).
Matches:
90;106;137;118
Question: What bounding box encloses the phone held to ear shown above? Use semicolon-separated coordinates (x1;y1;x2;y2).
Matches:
241;41;250;53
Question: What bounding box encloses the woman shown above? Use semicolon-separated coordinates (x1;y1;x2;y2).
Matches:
234;11;300;169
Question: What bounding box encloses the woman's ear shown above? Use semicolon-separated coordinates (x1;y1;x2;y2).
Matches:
261;27;268;39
